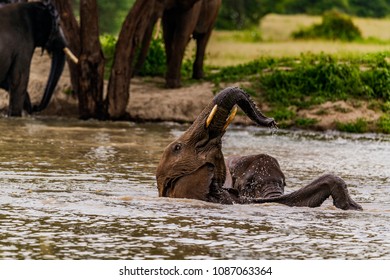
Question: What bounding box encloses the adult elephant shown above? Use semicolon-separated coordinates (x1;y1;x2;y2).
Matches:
134;0;221;88
0;1;77;116
156;87;362;210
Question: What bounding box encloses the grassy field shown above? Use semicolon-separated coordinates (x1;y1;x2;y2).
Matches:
185;14;390;133
199;14;390;67
126;14;389;133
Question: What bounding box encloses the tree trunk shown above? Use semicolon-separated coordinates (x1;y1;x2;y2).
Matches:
52;0;80;96
78;0;105;119
105;0;156;119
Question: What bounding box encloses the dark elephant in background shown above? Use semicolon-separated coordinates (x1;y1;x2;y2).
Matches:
135;0;221;88
0;1;77;116
156;87;362;211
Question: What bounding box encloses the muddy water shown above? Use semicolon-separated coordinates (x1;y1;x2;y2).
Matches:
0;118;389;259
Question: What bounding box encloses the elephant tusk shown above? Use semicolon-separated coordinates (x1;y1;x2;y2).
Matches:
206;105;218;128
223;105;238;131
63;47;79;64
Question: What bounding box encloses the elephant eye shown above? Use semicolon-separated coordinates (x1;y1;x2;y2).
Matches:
172;143;182;153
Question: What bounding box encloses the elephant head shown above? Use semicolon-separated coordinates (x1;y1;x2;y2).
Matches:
156;87;276;202
30;1;77;113
0;1;78;116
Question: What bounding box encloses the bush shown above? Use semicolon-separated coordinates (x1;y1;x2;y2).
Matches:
259;54;368;107
378;115;390;134
336;118;369;133
208;52;390;106
100;34;166;78
215;0;269;30
100;34;117;78
292;10;362;41
100;34;193;79
137;36;166;77
136;35;194;79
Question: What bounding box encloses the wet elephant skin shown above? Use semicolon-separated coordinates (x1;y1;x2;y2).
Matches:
156;87;362;210
0;2;67;116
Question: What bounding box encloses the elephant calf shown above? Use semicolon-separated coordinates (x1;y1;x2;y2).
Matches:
156;87;362;210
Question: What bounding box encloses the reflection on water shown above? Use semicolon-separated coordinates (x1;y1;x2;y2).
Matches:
0;118;389;259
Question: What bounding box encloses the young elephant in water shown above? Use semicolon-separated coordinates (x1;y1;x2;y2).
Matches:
156;87;362;210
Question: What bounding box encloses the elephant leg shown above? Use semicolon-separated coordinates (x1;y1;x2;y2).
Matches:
23;91;32;114
192;30;212;80
253;174;362;210
162;14;183;88
162;13;174;72
8;68;30;117
163;3;201;88
165;32;187;88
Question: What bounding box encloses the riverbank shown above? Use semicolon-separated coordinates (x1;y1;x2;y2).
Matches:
0;51;388;133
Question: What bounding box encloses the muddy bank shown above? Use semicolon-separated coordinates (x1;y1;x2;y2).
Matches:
0;51;381;129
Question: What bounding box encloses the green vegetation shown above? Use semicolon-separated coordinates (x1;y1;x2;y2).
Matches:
72;0;136;34
378;115;390;133
136;37;166;77
216;0;269;30
208;52;389;102
100;34;117;78
336;118;369;133
292;10;362;41
100;33;194;80
216;0;390;31
205;51;390;133
272;0;390;18
95;3;389;133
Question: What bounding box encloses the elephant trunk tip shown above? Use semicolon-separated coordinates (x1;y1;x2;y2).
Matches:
212;86;277;129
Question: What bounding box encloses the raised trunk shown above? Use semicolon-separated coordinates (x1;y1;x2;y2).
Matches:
32;48;66;112
190;87;276;138
78;0;105;120
212;87;276;128
105;0;156;119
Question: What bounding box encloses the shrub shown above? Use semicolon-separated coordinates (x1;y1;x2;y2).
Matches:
378;115;390;134
259;54;367;107
137;36;166;77
336;118;369;133
101;33;199;80
292;10;362;41
295;117;318;127
360;67;390;100
100;34;117;78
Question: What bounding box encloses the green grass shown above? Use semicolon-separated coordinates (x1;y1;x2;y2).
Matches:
292;10;362;41
205;14;390;66
208;52;390;102
378;115;390;134
336;118;369;133
205;51;390;133
100;13;390;134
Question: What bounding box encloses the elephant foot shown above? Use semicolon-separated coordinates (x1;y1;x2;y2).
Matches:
165;78;181;89
333;194;363;211
327;175;363;211
8;109;22;117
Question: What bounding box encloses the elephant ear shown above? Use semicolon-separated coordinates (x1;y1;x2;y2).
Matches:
167;164;214;200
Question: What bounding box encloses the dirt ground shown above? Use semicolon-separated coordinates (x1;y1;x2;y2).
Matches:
0;52;215;122
0;51;381;129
